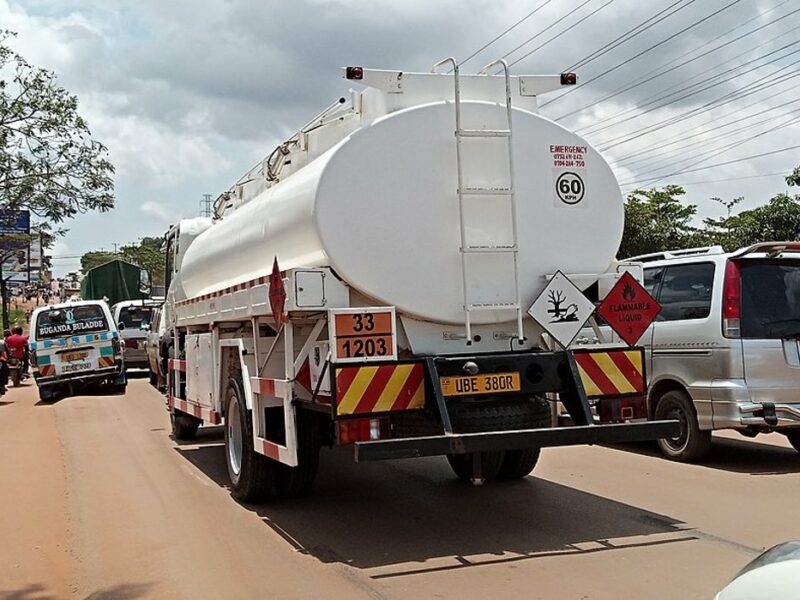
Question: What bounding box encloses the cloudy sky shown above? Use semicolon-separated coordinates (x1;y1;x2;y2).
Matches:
2;0;798;275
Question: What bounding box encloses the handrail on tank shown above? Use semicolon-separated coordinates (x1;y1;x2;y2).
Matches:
431;57;458;74
478;57;508;76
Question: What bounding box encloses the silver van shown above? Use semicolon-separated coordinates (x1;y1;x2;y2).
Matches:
628;243;800;460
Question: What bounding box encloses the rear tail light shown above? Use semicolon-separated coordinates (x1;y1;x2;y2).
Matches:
345;66;364;80
125;339;138;349
722;259;741;338
560;72;577;85
337;418;390;444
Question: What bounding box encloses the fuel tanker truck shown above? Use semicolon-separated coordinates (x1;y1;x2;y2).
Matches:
163;58;678;501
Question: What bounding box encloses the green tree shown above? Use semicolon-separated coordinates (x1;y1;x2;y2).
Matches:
0;30;114;221
80;250;117;274
619;185;707;258
120;237;165;286
80;237;165;286
703;193;800;251
786;166;800;187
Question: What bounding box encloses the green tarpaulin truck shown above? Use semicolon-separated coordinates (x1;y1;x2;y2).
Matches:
80;260;151;306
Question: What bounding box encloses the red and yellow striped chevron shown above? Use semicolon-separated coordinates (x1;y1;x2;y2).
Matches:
335;363;425;416
98;357;116;368
574;348;645;398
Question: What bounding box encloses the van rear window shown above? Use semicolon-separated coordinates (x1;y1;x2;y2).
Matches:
36;305;109;339
740;259;800;339
118;305;154;330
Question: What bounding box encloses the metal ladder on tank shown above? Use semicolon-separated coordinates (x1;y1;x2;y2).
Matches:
431;57;524;345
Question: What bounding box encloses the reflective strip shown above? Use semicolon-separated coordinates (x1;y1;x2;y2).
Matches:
335;363;425;416
574;349;645;398
168;396;221;424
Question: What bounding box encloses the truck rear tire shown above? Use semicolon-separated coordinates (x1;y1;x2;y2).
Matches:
447;452;504;482
273;409;322;499
446;396;551;482
172;411;200;441
785;430;800;453
654;389;711;461
225;378;274;502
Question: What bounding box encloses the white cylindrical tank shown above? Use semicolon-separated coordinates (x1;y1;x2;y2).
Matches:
179;100;623;325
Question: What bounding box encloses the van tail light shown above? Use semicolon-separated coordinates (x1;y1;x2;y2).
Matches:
722;259;741;338
125;339;138;349
337;418;390;444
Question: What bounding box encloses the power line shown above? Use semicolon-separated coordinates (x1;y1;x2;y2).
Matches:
597;59;800;151
656;171;792;186
497;0;596;63
577;20;800;136
618;144;800;188
615;96;800;170
567;0;693;72
556;3;800;122
618;111;800;187
460;0;556;66
507;0;619;69
541;0;747;108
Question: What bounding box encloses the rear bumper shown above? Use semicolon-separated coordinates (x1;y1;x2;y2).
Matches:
739;402;800;429
123;349;148;368
354;420;680;462
35;366;122;387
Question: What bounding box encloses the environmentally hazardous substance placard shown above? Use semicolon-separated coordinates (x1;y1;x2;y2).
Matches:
596;271;661;346
528;271;596;349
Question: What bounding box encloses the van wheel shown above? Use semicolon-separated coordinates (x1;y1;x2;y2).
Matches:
225;378;274;502
38;386;56;403
654;390;711;461
784;430;800;453
172;411;200;441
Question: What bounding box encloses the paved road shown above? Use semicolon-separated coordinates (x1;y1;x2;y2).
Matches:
2;378;799;599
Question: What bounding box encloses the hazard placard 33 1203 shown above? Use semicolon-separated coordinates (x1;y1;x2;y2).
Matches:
328;307;397;363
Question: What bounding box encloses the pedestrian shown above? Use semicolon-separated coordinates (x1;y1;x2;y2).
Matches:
0;335;8;395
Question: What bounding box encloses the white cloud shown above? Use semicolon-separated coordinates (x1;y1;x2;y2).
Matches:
140;200;180;225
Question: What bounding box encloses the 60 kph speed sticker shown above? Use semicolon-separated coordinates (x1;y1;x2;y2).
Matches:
555;171;585;205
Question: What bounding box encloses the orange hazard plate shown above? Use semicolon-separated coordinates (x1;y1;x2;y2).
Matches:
439;372;521;397
330;308;397;363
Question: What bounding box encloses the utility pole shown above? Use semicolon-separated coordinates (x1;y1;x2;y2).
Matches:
200;194;213;217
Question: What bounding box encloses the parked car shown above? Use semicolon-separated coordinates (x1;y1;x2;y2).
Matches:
29;300;126;401
144;305;168;389
716;541;800;599
111;300;162;371
626;242;800;461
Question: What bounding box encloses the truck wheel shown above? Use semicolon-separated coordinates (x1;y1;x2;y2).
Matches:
498;397;551;479
172;411;200;441
273;409;322;499
447;451;504;482
784;430;800;453
654;390;711;461
446;396;549;482
225;378;274;502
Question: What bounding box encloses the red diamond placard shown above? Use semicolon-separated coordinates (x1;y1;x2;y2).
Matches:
596;271;661;346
